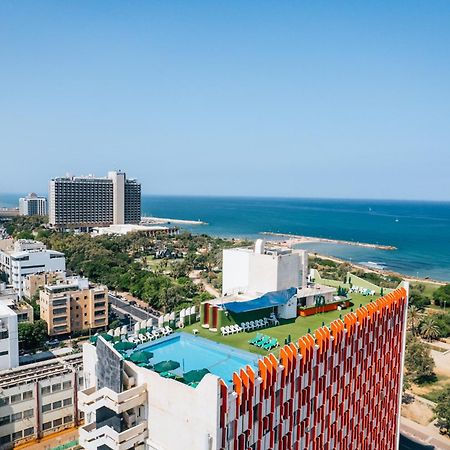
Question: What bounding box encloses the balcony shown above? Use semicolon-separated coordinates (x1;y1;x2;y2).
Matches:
78;384;146;415
79;420;147;450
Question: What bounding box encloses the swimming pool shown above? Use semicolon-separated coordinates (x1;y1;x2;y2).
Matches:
138;332;258;383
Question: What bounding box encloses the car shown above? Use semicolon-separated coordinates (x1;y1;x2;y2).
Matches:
129;300;137;306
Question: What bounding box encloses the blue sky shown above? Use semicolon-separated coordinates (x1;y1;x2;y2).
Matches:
1;1;449;200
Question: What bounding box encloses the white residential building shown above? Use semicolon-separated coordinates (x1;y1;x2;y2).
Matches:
18;193;47;216
0;353;83;449
0;303;19;370
0;240;66;298
222;239;308;296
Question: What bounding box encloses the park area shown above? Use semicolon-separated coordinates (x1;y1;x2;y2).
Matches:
184;292;379;356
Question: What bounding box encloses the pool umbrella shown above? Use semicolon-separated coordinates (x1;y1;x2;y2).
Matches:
114;341;136;352
183;368;210;384
153;360;180;373
99;333;113;342
90;335;99;344
130;351;153;364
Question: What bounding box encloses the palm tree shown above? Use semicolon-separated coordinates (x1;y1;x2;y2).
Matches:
420;316;441;342
407;305;423;336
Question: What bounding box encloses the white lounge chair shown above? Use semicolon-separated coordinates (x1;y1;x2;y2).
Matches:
165;326;174;334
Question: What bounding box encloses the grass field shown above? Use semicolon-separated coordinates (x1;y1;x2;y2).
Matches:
184;293;380;356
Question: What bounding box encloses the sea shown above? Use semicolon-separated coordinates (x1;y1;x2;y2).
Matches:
1;194;450;282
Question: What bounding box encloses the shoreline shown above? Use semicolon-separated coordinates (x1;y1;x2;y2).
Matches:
141;216;207;225
261;232;397;251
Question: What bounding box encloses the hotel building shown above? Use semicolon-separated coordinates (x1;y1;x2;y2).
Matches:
78;285;408;450
18;193;47;216
48;170;141;228
0;240;66;298
0;353;83;449
40;276;108;336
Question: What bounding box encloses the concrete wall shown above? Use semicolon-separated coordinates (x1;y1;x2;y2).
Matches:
222;249;250;295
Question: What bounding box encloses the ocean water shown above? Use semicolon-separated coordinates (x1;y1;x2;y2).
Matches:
2;194;450;281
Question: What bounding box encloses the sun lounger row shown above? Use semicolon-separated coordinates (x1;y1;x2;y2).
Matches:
129;326;174;343
220;324;243;336
248;333;279;350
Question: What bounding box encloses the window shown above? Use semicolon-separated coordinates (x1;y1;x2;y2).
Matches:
53;418;62;427
23;409;33;419
10;394;21;404
52;383;62;392
0;415;10;426
11;412;22;422
63;415;73;424
63;381;72;390
22;391;33;400
0;332;8;340
42;422;52;431
41;386;51;395
0;397;9;407
42;404;51;413
63;398;72;406
0;435;11;445
52;400;62;410
12;431;22;441
24;427;34;437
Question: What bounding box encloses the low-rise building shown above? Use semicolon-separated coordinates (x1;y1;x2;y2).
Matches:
0;284;33;324
40;276;108;336
0;240;66;298
18;193;47;216
0;303;18;371
23;270;66;300
0;353;83;449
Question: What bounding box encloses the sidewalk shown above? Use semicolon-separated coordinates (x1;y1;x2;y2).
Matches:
401;416;450;450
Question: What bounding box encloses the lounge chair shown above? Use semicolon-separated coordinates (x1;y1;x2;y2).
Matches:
165;326;174;334
152;330;161;340
263;338;279;350
255;336;271;348
248;333;262;344
241;322;248;332
138;334;148;343
221;326;228;336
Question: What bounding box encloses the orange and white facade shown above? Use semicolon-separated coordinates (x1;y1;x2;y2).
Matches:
79;286;408;450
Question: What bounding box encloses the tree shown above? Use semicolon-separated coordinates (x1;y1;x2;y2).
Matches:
407;305;423;336
433;284;450;307
404;333;435;383
420;316;441;342
18;320;48;351
435;386;450;435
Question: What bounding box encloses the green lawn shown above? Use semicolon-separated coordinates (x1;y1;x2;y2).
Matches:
184;293;380;356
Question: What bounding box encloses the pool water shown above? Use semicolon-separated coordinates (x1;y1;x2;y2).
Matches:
138;332;258;383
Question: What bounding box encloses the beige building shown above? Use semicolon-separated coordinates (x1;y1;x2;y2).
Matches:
23;270;65;300
40;276;108;336
0;353;83;449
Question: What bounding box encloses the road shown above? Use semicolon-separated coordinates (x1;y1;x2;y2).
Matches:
108;294;159;324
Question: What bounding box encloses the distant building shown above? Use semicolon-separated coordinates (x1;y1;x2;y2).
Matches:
0;240;66;298
48;170;141;228
40;276;108;336
18;193;47;216
0;353;83;448
23;270;65;300
92;223;178;237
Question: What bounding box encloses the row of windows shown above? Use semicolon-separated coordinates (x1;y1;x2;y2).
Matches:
41;381;72;395
0;426;34;444
0;408;33;426
42;397;72;412
0;390;33;406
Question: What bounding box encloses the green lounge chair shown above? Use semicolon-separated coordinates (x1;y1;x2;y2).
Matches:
263;338;279;350
255;336;271;348
248;333;262;345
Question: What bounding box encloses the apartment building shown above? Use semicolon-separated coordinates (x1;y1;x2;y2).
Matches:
40;276;108;336
48;170;141;228
0;240;66;298
0;284;33;324
0;353;83;449
23;270;66;300
79;286;408;450
18;193;47;216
